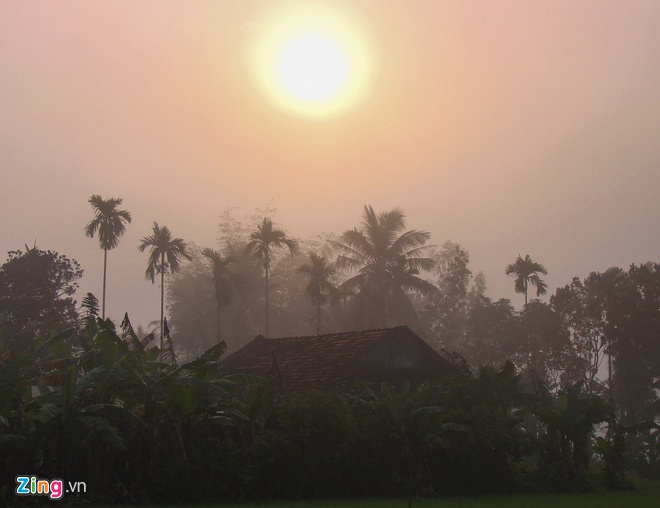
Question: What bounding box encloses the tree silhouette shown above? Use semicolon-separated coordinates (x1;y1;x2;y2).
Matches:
138;222;192;350
505;254;548;306
246;218;298;337
585;266;625;393
0;245;83;337
201;248;245;344
334;205;437;328
84;195;131;319
298;252;339;335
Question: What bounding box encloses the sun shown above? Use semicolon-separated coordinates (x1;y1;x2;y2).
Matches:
251;5;373;119
277;33;348;102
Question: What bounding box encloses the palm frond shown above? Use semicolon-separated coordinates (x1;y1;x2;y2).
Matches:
507;254;548;302
530;274;548;296
246;218;298;259
139;222;191;281
336;205;437;326
85;195;132;250
405;256;436;272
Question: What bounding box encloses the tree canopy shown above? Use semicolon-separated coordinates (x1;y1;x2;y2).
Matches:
334;205;437;328
0;245;83;337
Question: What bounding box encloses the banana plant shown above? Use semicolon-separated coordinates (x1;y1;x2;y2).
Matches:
360;382;469;497
533;379;611;486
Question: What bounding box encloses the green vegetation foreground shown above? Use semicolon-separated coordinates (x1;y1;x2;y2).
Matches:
0;311;650;504
94;482;660;508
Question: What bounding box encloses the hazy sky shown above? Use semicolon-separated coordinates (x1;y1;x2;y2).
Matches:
1;0;658;330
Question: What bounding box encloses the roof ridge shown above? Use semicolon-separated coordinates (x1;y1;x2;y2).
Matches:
261;326;402;341
220;325;456;392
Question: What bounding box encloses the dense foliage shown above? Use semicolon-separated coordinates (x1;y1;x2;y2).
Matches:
0;246;83;340
0;202;658;503
0;312;647;504
0;317;617;504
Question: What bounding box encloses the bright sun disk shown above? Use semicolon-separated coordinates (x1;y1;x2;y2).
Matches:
277;33;348;102
251;6;373;119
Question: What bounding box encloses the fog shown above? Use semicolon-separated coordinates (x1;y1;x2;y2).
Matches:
1;0;658;330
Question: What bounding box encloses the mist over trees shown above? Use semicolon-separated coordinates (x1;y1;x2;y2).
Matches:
1;199;658;503
298;252;339;335
201;247;245;343
164;207;659;440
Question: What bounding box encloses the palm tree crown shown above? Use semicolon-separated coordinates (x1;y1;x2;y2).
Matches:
585;267;624;305
138;222;192;282
84;194;132;319
138;222;192;350
298;252;339;334
84;195;132;250
245;218;299;337
246;218;299;267
202;247;245;343
334;205;437;327
505;254;548;306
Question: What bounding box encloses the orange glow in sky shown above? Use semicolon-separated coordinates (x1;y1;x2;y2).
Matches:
0;1;658;329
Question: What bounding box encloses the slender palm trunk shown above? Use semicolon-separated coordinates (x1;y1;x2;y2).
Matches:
608;352;613;397
216;302;221;343
265;250;270;338
102;248;108;319
160;252;165;351
524;279;528;306
316;300;321;335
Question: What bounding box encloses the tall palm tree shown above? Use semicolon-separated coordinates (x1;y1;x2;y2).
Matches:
505;254;548;306
245;218;299;337
138;222;192;350
84;195;132;319
334;205;437;328
298;252;339;335
201;248;245;343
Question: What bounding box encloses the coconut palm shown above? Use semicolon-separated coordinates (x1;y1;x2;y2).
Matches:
245;218;299;337
334;205;437;328
84;195;132;319
505;254;548;306
201;248;246;343
298;252;339;335
138;222;192;350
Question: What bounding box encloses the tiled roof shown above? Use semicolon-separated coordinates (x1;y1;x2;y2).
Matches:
219;326;453;392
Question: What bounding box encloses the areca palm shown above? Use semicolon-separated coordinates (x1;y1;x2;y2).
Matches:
245;218;299;337
84;195;132;319
505;254;548;306
334;205;437;328
138;222;192;350
201;248;245;343
298;252;339;335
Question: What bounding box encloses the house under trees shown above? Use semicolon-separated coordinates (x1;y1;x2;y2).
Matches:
219;325;458;392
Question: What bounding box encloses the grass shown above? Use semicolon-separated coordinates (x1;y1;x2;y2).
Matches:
92;482;660;508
